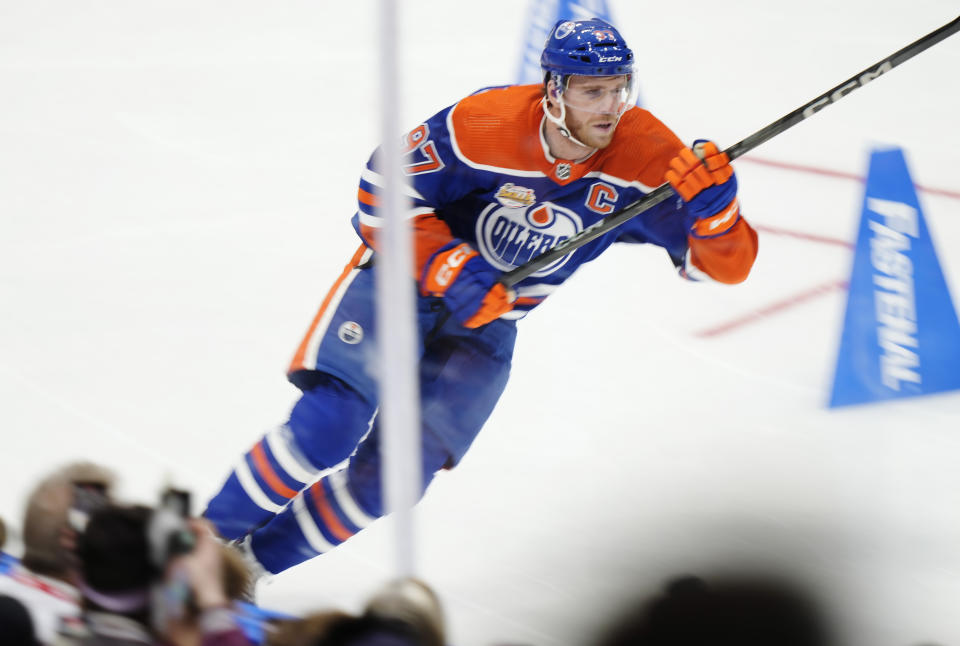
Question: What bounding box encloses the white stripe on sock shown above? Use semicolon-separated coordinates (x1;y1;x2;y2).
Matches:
265;426;316;485
293;494;337;553
236;457;285;514
329;469;377;528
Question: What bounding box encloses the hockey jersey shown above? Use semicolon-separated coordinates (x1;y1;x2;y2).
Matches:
353;84;757;319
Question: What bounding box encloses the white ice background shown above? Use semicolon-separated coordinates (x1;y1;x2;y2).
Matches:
1;2;959;645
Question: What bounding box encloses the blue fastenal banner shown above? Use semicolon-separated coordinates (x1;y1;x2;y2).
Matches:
516;0;617;85
829;147;960;408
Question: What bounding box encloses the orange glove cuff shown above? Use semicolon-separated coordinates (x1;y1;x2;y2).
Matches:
421;243;479;296
690;198;741;237
462;283;515;329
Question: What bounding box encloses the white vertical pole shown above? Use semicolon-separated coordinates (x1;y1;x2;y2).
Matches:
376;0;421;577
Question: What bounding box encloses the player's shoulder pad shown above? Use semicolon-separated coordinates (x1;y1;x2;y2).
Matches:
447;84;545;172
600;107;686;188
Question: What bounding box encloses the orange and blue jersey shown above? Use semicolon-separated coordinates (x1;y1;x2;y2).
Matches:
204;85;758;576
353;84;758;320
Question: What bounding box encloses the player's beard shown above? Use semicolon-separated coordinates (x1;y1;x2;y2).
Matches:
565;110;618;150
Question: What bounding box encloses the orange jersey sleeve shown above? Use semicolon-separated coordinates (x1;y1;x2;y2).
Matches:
357;212;457;280
688;218;759;284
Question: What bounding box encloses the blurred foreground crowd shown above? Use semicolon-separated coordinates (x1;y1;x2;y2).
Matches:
0;462;834;646
0;463;444;646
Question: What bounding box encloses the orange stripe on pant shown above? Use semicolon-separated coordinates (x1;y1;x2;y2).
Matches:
357;187;380;208
251;441;299;500
288;245;369;373
309;480;355;543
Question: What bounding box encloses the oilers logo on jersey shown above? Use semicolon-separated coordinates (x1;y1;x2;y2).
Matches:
475;200;582;276
338;321;363;344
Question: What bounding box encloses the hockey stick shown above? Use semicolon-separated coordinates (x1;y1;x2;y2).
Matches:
499;14;960;288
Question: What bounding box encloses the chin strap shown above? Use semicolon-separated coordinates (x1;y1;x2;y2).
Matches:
541;96;591;150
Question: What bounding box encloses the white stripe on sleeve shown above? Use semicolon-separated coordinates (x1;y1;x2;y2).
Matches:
357;207;435;229
361;168;426;200
681;248;716;283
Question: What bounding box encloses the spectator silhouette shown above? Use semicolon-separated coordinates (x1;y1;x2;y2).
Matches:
595;574;833;646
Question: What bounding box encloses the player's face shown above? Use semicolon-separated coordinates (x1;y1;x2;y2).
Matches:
562;75;631;149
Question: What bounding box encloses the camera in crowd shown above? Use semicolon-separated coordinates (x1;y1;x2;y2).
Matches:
73;487;199;627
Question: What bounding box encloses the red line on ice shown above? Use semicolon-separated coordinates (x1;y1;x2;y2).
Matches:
691;154;958;339
694;279;849;338
752;224;853;249
740;155;960;201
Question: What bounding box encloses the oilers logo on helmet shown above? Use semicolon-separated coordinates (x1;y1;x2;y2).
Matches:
475;201;583;277
554;21;577;39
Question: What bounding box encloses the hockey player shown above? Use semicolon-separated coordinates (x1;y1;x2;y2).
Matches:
204;18;758;574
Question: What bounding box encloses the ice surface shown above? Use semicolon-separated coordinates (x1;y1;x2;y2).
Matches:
1;2;959;645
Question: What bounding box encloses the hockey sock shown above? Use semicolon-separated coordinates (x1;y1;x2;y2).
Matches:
247;467;379;574
204;376;376;540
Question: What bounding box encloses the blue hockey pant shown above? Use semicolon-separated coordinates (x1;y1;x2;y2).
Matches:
203;246;517;572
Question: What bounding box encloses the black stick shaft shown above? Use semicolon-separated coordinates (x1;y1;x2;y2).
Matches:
499;14;960;288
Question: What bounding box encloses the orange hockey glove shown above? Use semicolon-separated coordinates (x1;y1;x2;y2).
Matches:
665;140;741;238
421;241;516;328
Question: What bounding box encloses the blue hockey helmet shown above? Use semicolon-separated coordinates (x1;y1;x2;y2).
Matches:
540;18;635;81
